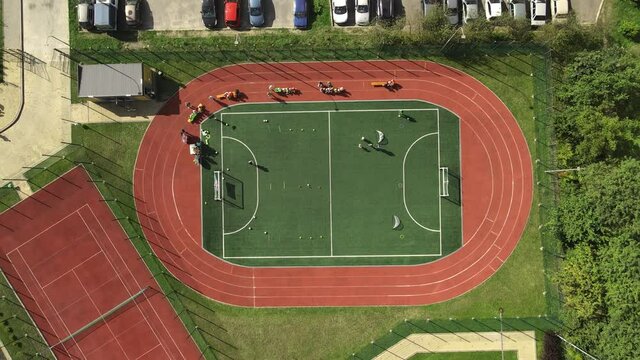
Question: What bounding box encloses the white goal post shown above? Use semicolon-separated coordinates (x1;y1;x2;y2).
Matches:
440;167;449;197
214;171;222;201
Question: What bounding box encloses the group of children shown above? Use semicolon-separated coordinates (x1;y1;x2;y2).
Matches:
268;85;300;97
180;129;212;166
317;81;345;95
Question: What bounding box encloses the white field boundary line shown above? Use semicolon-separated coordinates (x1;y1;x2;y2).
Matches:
224;253;443;259
328;112;333;256
221;113;226;258
222;108;439;116
219;108;445;260
81;206;177;359
437;110;443;255
221;136;260;236
402;132;440;233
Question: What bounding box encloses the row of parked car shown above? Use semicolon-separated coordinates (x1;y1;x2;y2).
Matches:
201;0;310;28
430;0;569;26
78;0;142;31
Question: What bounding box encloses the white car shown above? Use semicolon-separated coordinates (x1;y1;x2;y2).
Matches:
462;0;478;23
444;0;459;25
356;0;370;25
530;0;547;26
482;0;502;19
423;0;439;16
332;0;348;25
508;0;526;19
552;0;569;22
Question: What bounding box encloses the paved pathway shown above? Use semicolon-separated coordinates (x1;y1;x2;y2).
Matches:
0;0;154;193
374;331;537;360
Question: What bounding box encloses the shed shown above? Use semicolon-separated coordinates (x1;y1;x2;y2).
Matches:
77;63;156;102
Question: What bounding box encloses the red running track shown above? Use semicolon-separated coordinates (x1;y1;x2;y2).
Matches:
133;60;533;307
0;168;201;359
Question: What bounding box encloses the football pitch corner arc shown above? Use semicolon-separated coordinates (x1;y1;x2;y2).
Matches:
133;60;533;307
201;103;460;266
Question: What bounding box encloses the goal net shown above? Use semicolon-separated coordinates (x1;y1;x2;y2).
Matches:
440;167;449;197
214;171;222;201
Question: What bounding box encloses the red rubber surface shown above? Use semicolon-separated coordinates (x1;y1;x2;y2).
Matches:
0;168;201;359
133;60;533;307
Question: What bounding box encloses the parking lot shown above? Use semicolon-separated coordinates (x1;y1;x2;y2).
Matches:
104;0;417;31
84;0;590;33
141;0;289;30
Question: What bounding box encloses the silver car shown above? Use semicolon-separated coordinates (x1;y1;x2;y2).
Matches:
248;0;264;26
508;0;526;19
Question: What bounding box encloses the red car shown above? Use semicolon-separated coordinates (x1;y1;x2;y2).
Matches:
225;0;240;28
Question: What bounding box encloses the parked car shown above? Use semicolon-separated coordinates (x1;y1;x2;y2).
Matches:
462;0;478;23
248;0;264;26
423;0;439;16
94;0;118;31
482;0;502;19
508;0;526;19
444;0;459;25
356;0;370;25
377;0;394;19
293;0;308;29
332;0;348;24
530;0;546;26
551;0;569;22
225;0;241;28
201;0;217;28
78;1;94;30
125;0;142;27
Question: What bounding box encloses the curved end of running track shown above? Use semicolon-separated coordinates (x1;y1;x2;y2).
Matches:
133;60;533;307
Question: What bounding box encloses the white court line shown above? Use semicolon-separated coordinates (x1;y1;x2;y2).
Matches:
219;107;447;260
221;136;259;236
328;112;334;256
13;250;87;359
85;182;192;357
0;270;58;359
402;132;440;232
79;208;173;359
40;252;103;288
7;206;86;256
221;113;226;258
437;110;443;254
222;108;438;116
225;253;442;259
71;271;130;359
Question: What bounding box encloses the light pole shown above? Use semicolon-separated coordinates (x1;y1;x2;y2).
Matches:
499;307;504;360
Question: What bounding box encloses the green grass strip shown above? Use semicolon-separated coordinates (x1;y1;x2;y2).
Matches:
0;183;20;213
0;270;56;359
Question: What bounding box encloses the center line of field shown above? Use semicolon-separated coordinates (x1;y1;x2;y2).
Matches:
328;112;334;256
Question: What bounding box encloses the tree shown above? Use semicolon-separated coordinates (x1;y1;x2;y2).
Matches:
554;159;640;247
555;107;640;165
558;235;640;359
557;48;640;119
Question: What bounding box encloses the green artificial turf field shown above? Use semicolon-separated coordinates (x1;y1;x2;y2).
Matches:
201;100;461;266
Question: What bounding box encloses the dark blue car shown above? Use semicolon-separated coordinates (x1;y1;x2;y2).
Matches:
293;0;308;29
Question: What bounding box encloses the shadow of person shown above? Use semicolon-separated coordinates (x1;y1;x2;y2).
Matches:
375;147;395;156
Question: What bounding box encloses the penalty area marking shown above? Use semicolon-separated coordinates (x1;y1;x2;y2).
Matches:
221;135;260;236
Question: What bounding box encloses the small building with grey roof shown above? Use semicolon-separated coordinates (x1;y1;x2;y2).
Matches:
77;63;156;102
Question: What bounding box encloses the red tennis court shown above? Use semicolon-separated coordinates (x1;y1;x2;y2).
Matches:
0;167;200;359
